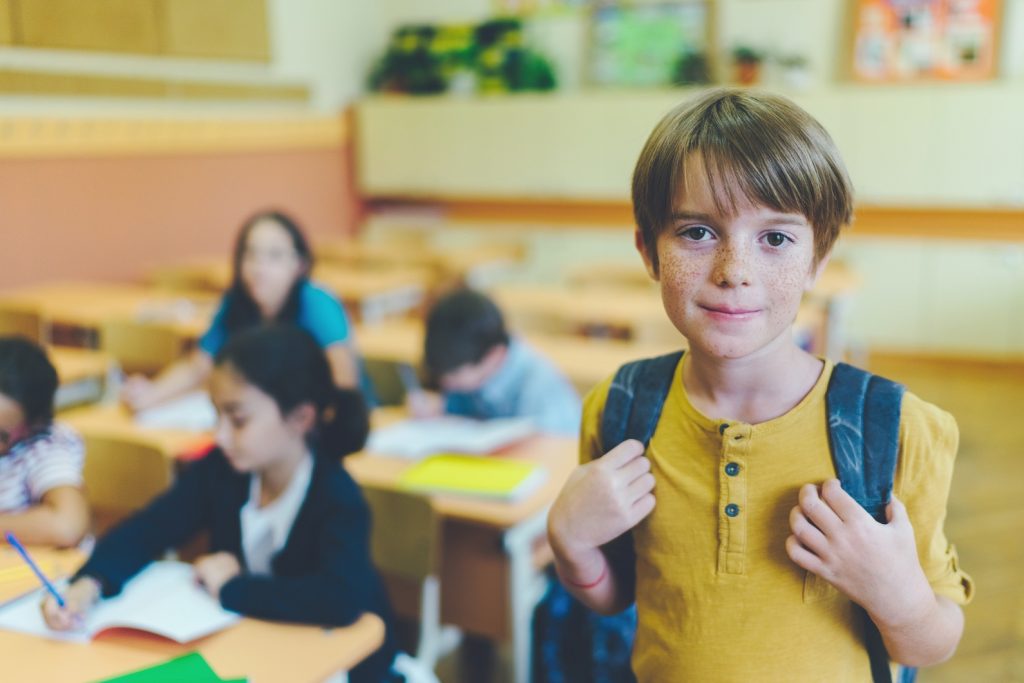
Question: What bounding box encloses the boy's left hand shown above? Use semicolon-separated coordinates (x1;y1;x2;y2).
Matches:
786;479;934;626
194;552;241;600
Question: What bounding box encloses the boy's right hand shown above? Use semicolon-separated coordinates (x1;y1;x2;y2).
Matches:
548;439;656;556
405;390;444;419
40;576;100;631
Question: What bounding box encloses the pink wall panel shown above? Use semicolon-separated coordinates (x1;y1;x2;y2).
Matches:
0;146;362;289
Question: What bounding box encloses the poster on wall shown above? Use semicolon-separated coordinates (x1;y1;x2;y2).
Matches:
851;0;1002;81
587;1;713;87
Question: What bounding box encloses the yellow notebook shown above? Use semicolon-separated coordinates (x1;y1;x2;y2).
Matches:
397;454;547;501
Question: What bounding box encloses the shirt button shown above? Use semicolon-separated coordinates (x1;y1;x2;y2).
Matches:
725;503;740;517
719;423;729;435
725;462;740;476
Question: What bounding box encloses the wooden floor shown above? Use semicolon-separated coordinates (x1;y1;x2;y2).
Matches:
436;356;1024;682
868;356;1024;683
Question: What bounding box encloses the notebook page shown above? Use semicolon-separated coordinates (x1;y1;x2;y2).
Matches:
366;416;536;459
90;561;240;642
135;391;217;432
0;561;239;643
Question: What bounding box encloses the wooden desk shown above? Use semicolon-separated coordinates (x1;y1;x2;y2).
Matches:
490;284;668;341
348;433;576;683
61;403;213;459
318;239;523;288
62;402;576;683
0;283;214;348
355;319;683;393
0;548;384;683
149;262;430;324
313;266;429;323
0;546;82;604
50;347;116;410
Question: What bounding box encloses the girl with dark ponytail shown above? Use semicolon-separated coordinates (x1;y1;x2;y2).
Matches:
43;325;397;683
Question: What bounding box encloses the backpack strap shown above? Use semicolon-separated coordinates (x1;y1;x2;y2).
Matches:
600;350;685;450
595;350;684;612
825;363;905;521
825;362;909;683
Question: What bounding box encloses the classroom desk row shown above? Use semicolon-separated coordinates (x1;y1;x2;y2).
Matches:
50;347;117;410
3;272;833;375
148;262;430;324
353;318;683;394
316;238;525;291
0;547;385;683
0;268;425;351
58;403;575;683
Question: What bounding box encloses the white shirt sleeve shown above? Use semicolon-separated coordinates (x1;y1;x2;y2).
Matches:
25;423;85;501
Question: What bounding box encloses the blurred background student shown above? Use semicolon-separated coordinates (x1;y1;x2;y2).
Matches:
0;337;89;547
121;211;368;412
45;325;397;683
407;288;581;436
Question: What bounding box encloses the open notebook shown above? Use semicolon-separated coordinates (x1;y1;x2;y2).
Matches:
0;561;240;644
367;416;536;459
135;391;217;432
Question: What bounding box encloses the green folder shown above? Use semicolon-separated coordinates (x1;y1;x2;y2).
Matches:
92;652;245;683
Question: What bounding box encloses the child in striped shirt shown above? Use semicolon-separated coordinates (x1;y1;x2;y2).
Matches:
0;336;89;547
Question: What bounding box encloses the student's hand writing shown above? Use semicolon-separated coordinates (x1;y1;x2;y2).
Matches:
405;390;444;419
194;552;241;601
786;479;934;626
548;439;656;556
120;375;155;412
40;576;100;631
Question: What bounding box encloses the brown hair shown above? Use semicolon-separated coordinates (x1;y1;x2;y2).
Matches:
632;88;853;273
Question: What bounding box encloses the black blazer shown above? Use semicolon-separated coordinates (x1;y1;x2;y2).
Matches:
75;448;396;683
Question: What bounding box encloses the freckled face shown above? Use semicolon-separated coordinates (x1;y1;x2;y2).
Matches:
639;155;824;360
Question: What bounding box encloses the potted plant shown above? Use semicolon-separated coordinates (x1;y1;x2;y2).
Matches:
673;51;712;86
732;46;763;85
777;53;812;90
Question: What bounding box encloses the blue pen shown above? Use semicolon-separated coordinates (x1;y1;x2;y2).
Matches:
5;532;65;607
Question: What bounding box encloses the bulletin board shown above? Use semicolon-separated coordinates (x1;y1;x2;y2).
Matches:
587;1;714;87
850;0;1002;81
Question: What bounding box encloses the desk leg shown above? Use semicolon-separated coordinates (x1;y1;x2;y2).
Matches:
502;509;550;683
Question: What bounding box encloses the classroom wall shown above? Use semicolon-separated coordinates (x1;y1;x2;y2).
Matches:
0;0;389;111
0;130;361;290
358;0;1024;207
267;0;388;111
373;0;1024;87
0;0;378;290
357;86;1024;207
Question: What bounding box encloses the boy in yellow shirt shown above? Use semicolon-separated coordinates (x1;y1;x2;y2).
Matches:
547;89;973;682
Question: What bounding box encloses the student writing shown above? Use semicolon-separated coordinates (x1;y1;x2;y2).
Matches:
0;336;89;548
407;288;581;436
45;325;397;683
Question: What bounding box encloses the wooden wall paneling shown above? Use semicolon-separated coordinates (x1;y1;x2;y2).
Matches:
0;0;14;45
0;68;307;103
15;0;161;54
158;0;270;61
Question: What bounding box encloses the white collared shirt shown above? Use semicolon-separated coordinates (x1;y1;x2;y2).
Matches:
240;452;314;575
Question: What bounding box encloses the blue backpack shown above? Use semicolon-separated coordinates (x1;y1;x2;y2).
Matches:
533;351;914;683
